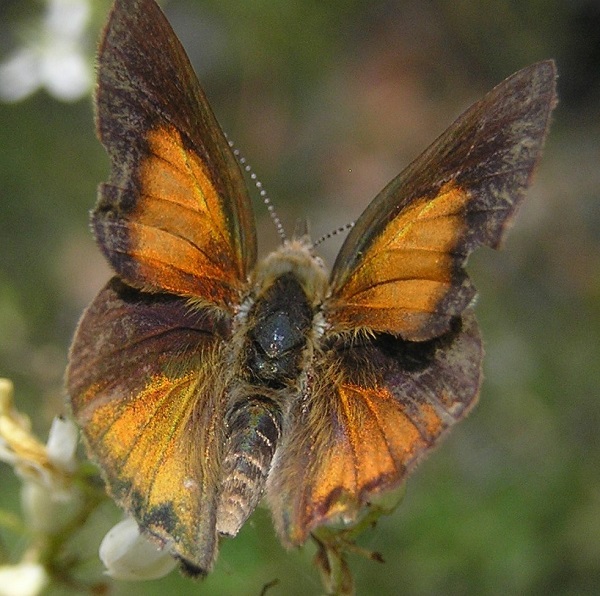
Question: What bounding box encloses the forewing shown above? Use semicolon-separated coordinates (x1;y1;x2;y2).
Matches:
67;278;230;573
94;0;256;307
268;313;482;545
327;61;557;340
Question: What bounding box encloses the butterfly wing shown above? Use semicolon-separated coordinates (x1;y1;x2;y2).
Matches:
269;62;556;544
94;0;256;306
327;61;557;341
269;313;482;544
68;0;256;574
68;279;229;572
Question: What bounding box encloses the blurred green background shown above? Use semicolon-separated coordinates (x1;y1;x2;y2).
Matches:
1;0;599;594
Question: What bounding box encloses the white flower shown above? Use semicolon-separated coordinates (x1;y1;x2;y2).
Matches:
21;475;83;535
0;379;82;534
0;0;92;102
0;562;49;596
0;379;47;477
45;415;79;474
99;517;178;581
0;380;78;493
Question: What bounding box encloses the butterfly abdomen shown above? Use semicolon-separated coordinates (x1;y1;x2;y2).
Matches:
217;397;282;536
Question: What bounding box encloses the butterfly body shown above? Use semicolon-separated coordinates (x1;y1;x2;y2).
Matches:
67;0;556;575
216;238;326;537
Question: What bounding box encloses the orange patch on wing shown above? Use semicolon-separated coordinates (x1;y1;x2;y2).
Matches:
86;373;197;491
127;125;243;304
302;382;445;538
81;371;221;555
328;182;469;336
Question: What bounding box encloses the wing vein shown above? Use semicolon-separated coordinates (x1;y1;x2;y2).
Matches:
360;392;403;473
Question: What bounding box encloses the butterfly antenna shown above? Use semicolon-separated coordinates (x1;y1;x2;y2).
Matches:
313;221;355;247
227;138;287;242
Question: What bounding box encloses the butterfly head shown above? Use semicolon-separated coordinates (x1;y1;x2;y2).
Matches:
250;229;329;306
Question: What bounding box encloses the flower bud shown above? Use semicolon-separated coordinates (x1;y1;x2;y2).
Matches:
99;517;177;581
0;562;48;596
45;416;78;474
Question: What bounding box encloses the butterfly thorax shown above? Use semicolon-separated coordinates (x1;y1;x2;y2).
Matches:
244;272;314;387
233;237;328;382
243;239;327;380
216;238;328;536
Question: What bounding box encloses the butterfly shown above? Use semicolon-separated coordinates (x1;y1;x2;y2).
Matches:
67;0;557;576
